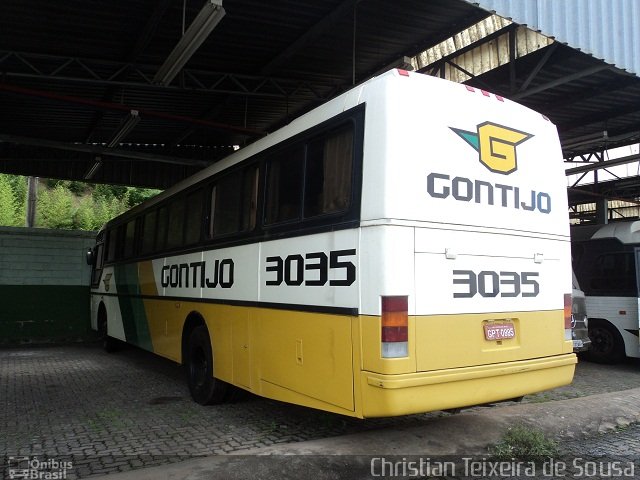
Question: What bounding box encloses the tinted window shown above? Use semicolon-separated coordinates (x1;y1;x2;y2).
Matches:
265;147;304;224
91;243;104;286
304;125;353;217
590;252;637;295
140;210;157;255
185;190;204;245
156;206;168;251
167;198;185;249
123;220;136;258
106;229;117;262
211;166;258;236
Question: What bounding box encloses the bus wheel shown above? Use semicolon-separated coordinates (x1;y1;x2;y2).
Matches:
586;320;625;364
97;307;118;353
186;325;228;405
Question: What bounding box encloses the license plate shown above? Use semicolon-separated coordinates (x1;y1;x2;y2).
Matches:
484;323;515;341
573;340;583;348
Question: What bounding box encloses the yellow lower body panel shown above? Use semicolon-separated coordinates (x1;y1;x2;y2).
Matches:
359;354;576;418
137;297;576;418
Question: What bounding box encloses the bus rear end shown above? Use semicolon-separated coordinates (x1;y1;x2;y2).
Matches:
356;70;575;417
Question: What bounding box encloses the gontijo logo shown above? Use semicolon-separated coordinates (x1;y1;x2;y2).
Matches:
426;121;551;214
450;122;533;175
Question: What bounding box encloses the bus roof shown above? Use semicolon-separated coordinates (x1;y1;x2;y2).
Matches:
572;220;640;244
101;68;548;230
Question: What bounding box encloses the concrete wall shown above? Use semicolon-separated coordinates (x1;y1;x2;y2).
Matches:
0;226;97;343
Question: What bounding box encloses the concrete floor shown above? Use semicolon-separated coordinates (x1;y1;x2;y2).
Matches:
2;344;639;478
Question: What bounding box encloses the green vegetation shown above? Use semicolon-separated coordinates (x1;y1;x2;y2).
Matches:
0;174;161;230
491;424;559;460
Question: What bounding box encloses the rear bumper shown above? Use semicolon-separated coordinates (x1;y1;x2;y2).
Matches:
360;353;576;418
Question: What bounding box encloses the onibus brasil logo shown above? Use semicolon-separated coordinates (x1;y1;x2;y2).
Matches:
450;122;533;175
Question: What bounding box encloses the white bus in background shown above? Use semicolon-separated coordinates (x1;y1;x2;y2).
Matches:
572;221;640;363
87;69;576;418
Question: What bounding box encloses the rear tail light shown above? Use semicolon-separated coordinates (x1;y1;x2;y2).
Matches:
381;296;408;358
564;294;573;341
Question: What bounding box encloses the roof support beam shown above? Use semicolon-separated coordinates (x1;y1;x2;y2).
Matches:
0;51;326;101
0;82;263;137
565;153;640;176
84;0;174;143
518;43;558;93
560;101;640;131
511;64;611;100
260;0;359;76
0;134;209;167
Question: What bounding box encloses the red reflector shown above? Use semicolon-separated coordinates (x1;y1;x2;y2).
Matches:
465;85;475;92
397;69;410;76
382;326;408;342
496;95;505;102
564;294;572;329
480;89;490;97
382;296;408;313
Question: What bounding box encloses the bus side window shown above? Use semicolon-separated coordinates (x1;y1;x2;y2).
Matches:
156;206;168;252
185;189;204;245
91;242;104;286
210;165;259;237
243;165;259;231
106;228;117;262
304;124;353;218
590;252;637;295
123;219;136;258
140;210;157;255
265;146;304;224
167;198;186;249
109;224;126;261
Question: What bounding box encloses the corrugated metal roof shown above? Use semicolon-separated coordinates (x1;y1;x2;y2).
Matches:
467;0;640;76
412;15;553;83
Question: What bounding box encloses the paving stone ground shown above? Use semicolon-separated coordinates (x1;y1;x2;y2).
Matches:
1;344;639;479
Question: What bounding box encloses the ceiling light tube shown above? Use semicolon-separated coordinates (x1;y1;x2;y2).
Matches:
84;157;102;180
153;0;226;86
107;110;140;148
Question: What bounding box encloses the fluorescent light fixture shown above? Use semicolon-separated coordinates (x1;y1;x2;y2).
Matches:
153;0;226;86
107;110;140;148
84;156;102;180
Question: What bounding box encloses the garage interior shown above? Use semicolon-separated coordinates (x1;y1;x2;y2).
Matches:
0;0;638;210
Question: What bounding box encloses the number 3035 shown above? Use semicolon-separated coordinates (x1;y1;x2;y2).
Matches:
453;270;539;298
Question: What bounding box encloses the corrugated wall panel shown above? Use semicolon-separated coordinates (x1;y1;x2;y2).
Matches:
468;0;640;75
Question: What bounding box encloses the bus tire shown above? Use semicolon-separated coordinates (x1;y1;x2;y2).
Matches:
586;319;625;364
97;306;118;353
186;325;228;405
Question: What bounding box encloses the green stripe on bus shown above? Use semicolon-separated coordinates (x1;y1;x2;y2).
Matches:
114;263;153;352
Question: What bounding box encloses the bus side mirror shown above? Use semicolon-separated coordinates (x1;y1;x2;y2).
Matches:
86;248;95;266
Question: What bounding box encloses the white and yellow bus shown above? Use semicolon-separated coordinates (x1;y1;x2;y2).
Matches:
87;69;576;418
